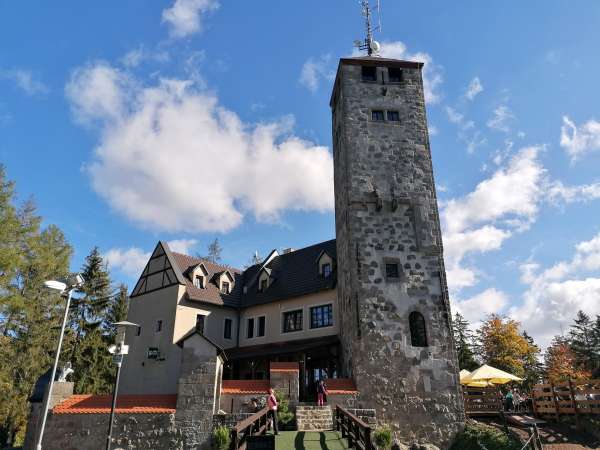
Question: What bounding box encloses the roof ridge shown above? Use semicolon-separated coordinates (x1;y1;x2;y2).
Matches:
171;251;242;273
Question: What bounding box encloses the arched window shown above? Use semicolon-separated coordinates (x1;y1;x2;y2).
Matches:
409;312;428;347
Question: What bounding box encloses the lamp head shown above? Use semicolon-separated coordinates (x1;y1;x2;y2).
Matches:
43;280;67;292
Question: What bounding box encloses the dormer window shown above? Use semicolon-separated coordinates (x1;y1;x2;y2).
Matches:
322;263;332;278
260;278;268;292
221;281;230;294
190;263;209;289
316;250;335;278
194;275;204;288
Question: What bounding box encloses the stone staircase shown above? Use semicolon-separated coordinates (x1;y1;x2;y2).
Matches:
296;405;334;431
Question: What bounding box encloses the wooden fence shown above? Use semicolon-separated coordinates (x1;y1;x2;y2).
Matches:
463;386;503;416
532;379;600;422
334;405;373;450
230;407;269;450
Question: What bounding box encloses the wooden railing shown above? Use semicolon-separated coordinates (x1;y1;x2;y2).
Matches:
532;379;600;423
463;386;503;416
334;405;373;450
230;407;269;450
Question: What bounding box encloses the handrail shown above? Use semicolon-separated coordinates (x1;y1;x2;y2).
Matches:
231;407;270;450
334;405;373;450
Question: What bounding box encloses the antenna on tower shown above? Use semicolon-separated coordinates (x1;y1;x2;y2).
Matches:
354;0;382;56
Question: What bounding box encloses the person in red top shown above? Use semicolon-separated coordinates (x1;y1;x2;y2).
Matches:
317;380;328;406
267;388;279;435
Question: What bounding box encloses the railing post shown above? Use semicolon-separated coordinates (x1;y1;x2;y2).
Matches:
365;426;372;450
231;429;238;450
347;415;354;448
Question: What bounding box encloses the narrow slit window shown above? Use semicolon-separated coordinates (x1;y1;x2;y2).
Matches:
195;314;205;334
247;318;254;339
388;67;403;83
361;66;377;82
385;263;399;279
156;320;163;333
136;326;141;336
224;318;232;340
409;312;428;347
258;316;265;337
387;111;400;122
372;110;385;121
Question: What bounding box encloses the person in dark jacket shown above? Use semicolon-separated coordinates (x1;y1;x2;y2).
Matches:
317;380;328;407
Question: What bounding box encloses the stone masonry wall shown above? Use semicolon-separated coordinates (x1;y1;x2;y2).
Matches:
332;60;465;448
32;413;180;450
270;370;299;406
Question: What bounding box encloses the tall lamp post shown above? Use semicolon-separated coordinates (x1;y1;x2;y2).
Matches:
36;274;85;450
106;320;139;450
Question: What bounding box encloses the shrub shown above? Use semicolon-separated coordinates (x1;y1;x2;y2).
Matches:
212;425;231;450
274;389;294;426
373;426;393;450
450;421;521;450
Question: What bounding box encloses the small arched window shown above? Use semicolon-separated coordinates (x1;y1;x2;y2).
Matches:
409;312;428;347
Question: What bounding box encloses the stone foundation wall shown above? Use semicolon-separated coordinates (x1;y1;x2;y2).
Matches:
270;371;299;406
327;393;359;409
33;413;180;450
220;393;264;414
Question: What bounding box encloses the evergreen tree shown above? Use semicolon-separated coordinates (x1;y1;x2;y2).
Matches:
452;312;478;371
568;310;597;371
521;331;543;390
67;247;113;394
105;283;129;337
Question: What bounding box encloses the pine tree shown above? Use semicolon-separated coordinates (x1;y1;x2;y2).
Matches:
593;315;600;377
452;312;478;370
568;310;596;371
521;331;543;390
105;284;129;337
67;247;113;394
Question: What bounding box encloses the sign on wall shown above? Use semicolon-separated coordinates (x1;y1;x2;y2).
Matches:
147;347;160;359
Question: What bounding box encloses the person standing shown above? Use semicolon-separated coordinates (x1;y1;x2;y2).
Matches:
505;389;514;411
317;380;328;407
267;388;279;435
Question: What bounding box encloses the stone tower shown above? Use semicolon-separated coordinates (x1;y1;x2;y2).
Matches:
331;56;464;447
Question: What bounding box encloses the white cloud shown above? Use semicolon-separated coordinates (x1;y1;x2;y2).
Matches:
299;54;335;92
105;239;198;278
162;0;219;39
546;180;600;204
445;106;484;154
105;247;150;278
368;41;443;104
167;238;198;254
560;116;600;162
0;69;48;96
511;232;600;347
487;105;515;133
453;288;509;326
121;46;170;68
65;63;334;233
441;147;545;293
465;77;483;101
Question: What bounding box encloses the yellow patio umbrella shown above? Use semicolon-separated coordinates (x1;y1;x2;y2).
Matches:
461;364;522;385
459;369;471;381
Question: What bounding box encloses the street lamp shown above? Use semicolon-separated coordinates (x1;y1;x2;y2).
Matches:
36;273;85;450
106;320;139;450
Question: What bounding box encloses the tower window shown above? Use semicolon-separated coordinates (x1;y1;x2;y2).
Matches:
247;318;254;339
387;111;400;122
409;312;428;347
388;67;403;83
361;66;377;82
156;320;163;333
258;316;266;337
195;314;205;334
136;326;141;336
385;263;399;279
224;318;232;340
372;110;385;121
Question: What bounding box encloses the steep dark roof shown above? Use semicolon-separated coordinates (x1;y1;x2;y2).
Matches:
240;239;337;308
171;252;243;308
150;239;336;310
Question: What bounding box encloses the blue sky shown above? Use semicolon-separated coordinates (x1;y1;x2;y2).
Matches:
2;0;600;347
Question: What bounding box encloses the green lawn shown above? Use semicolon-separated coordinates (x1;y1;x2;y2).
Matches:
273;431;351;450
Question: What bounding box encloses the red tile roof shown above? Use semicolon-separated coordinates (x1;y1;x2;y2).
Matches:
52;394;177;415
221;380;270;394
325;378;358;394
269;362;299;372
